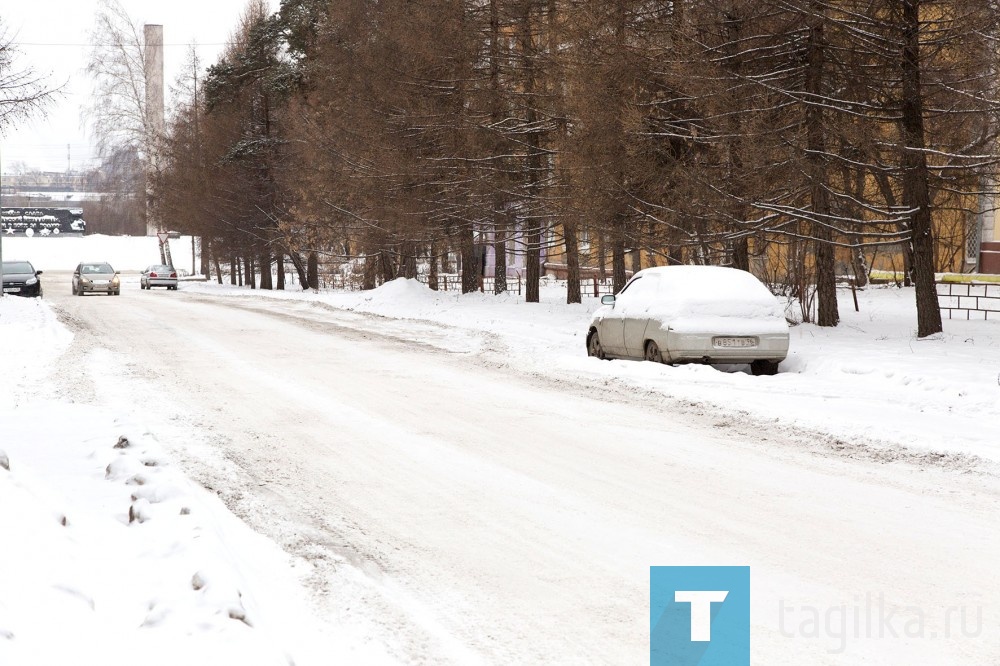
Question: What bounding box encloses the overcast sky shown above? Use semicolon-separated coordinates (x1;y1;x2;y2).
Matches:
1;0;274;174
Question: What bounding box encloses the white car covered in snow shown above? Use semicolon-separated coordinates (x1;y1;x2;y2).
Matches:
586;265;789;375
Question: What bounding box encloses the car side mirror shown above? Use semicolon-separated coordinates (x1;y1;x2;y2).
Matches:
601;294;616;305
35;270;43;276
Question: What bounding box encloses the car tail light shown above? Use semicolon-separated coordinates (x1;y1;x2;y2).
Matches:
170;272;177;278
149;272;158;278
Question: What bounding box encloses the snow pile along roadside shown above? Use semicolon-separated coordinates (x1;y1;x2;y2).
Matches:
0;296;371;666
0;406;310;666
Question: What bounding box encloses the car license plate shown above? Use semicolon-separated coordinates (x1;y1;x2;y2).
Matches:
714;336;757;348
3;287;20;293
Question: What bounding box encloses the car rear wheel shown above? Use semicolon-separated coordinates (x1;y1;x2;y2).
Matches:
644;340;664;363
586;331;606;360
750;360;779;376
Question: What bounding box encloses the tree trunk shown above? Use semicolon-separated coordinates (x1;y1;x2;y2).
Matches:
900;0;942;337
598;233;607;280
362;252;377;290
287;251;309;290
459;226;478;293
243;256;254;289
213;248;223;285
732;238;749;271
520;5;544;304
806;13;839;327
525;222;541;302
428;242;439;291
489;0;508;296
494;217;508;294
276;253;286;290
725;5;751;273
612;214;628;293
259;250;273;290
400;242;418;279
379;248;395;285
200;238;211;278
564;220;581;304
307;251;319;290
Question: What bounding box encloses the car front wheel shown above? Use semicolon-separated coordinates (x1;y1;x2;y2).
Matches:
587;331;606;360
644;340;664;363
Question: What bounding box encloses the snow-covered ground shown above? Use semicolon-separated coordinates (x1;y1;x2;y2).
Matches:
177;263;1000;466
2;234;999;664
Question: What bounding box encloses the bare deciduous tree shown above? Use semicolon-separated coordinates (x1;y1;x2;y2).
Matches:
0;23;57;134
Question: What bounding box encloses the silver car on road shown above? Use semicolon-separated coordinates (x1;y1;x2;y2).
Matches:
140;264;179;290
72;262;121;296
586;265;789;375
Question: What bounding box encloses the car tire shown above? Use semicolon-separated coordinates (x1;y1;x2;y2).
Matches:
114;290;121;296
587;330;606;360
750;360;779;376
644;340;664;363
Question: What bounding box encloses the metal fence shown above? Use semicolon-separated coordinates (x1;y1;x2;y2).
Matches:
936;282;1000;320
312;268;620;297
417;274;620;297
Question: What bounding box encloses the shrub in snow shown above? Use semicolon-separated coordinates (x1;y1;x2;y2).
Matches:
105;456;143;481
114;435;130;449
0;451;8;471
128;498;152;524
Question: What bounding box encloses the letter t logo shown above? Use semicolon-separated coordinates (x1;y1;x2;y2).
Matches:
674;590;729;641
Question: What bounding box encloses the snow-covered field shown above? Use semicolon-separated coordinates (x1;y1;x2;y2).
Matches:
2;234;999;664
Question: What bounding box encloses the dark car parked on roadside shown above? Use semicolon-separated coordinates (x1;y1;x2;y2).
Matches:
1;260;44;297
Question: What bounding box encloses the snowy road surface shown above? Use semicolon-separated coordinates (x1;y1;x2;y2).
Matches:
43;273;1000;664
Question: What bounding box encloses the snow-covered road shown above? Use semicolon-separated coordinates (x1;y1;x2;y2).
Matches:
41;273;1000;664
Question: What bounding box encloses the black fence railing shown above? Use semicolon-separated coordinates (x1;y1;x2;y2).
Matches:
936;281;1000;320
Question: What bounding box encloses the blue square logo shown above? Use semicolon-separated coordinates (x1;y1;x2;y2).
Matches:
650;566;750;666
